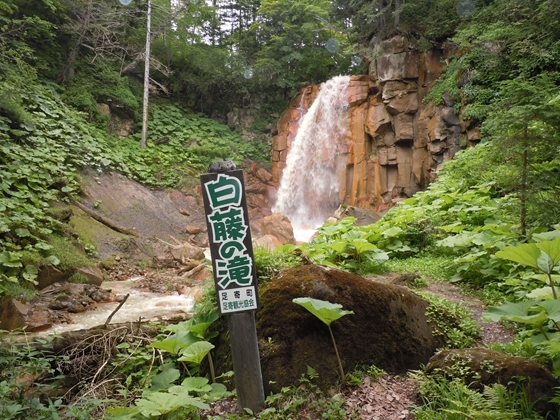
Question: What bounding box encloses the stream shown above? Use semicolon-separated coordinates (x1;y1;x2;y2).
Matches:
36;277;198;336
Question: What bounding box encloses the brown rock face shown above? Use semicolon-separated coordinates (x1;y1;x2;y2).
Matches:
272;36;478;212
255;264;439;393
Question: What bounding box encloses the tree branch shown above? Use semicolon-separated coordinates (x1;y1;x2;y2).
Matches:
121;0;191;75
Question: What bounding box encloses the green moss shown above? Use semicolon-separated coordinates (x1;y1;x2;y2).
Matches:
47;235;93;272
68;273;90;284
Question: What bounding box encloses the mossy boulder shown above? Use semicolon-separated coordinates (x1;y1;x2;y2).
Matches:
255;264;440;393
426;348;559;415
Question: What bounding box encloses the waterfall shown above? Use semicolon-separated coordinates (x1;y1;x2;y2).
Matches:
273;75;351;240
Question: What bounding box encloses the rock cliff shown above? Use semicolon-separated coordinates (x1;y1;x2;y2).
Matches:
272;36;481;212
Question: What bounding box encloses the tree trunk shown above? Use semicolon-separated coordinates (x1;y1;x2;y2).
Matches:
57;2;93;84
141;0;152;149
520;133;528;239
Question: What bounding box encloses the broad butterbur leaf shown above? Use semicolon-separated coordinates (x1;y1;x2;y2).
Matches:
293;297;354;326
527;286;560;299
483;300;548;327
495;243;541;269
150;368;180;391
537;238;560;267
178;340;214;364
181;376;212;393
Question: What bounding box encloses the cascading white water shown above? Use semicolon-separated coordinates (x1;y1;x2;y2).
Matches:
273;75;350;240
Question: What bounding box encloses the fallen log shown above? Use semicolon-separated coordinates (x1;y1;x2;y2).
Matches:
73;201;139;237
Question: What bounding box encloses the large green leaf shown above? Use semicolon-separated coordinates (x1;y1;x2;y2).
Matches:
351;238;376;255
150;339;182;355
527;286;560;300
181;377;212;393
533;231;560;242
178;341;214;364
135;387;209;417
105;406;141;419
293;297;354;326
483;300;548;326
150;368;180;391
330;240;349;254
536;300;560;323
537;238;560;266
495;243;542;269
201;382;229;402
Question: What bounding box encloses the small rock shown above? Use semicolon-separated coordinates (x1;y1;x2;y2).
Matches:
186;225;201;235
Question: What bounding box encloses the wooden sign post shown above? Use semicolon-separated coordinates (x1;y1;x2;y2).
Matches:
200;162;265;413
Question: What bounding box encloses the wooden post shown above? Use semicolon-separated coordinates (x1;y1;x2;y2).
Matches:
226;311;265;412
200;162;265;413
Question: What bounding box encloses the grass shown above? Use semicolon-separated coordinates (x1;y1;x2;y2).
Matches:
381;255;454;282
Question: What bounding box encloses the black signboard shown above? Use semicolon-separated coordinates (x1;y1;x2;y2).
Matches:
200;169;260;314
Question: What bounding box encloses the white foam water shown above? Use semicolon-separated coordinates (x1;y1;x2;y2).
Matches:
273;76;350;239
35;277;197;336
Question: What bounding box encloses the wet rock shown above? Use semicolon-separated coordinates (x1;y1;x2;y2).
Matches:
253;234;282;251
37;264;67;290
0;296;71;332
260;212;296;245
247;264;439;393
76;266;104;286
50;295;86;313
426;348;559;416
333;205;382;226
169;242;205;262
0;296;33;330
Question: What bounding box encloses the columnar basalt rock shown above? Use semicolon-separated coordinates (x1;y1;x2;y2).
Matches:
272;36;479;213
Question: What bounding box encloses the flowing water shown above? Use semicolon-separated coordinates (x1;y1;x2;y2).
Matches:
36;277;198;336
273;75;350;241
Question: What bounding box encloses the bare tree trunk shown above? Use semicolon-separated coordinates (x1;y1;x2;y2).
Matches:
394;0;401;26
520;133;528;239
141;0;152;149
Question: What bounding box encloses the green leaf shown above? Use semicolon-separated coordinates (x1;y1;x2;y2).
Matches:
536;300;560;324
537;252;555;274
181;376;212;393
0;251;22;268
177;341;214;364
15;228;30;237
537;238;560;267
135;388;209;417
104;406;141;419
526;286;560;300
201;382;229;401
293;297;354;326
382;227;403;238
351;238;376;254
188;321;215;339
330;240;349;253
150;339;182;355
150;368;180;391
495;243;542;269
45;255;60;265
533;231;560;242
483;300;548;327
